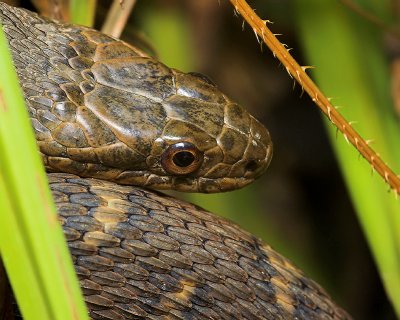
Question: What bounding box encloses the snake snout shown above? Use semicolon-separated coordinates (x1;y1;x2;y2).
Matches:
241;116;273;180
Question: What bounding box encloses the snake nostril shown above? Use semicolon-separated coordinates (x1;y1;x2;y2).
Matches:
245;160;258;172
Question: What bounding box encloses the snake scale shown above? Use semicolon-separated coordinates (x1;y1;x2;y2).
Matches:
0;2;351;319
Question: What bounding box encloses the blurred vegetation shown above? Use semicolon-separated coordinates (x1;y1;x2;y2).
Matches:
295;0;400;317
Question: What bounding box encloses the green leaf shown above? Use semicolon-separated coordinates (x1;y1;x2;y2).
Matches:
0;17;88;320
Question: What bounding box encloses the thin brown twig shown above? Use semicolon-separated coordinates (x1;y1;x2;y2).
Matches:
229;0;400;194
101;0;137;38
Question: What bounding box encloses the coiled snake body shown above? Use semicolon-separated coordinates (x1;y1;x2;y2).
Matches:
0;3;350;319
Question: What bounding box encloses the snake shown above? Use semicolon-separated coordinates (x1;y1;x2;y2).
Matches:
0;2;351;320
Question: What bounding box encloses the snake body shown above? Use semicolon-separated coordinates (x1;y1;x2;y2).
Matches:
0;2;351;319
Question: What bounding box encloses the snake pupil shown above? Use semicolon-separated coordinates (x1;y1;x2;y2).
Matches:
161;142;203;175
173;151;195;167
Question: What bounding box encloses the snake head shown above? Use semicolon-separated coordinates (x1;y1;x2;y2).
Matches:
27;28;272;192
3;0;271;192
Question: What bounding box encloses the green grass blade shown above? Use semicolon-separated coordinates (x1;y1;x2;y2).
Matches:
0;173;52;318
294;0;400;316
0;21;88;320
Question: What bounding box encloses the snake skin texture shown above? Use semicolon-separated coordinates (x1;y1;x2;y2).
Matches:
49;172;350;320
0;2;352;319
0;2;272;193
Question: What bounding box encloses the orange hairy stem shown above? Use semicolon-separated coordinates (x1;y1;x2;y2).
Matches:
229;0;400;194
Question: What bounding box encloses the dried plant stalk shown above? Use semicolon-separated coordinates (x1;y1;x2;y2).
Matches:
101;0;137;38
229;0;400;194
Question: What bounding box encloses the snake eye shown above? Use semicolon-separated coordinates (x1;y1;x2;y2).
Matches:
161;142;203;175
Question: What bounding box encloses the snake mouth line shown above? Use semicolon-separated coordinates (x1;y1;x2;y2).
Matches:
160;176;254;193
